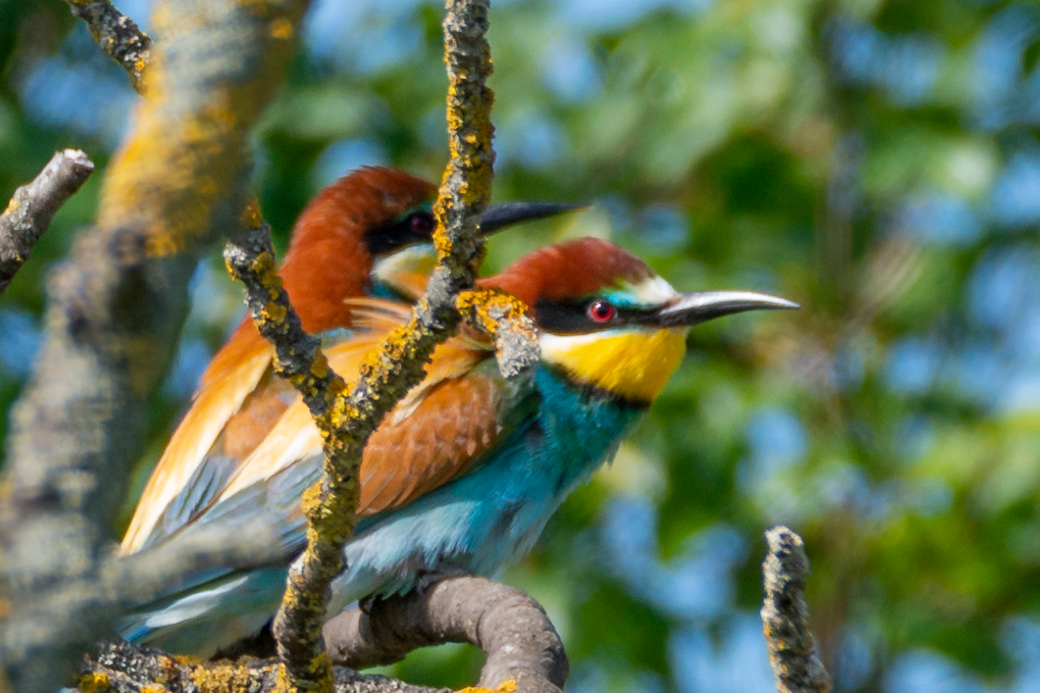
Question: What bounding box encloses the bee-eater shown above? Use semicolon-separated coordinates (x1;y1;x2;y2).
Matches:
120;237;796;657
121;166;577;556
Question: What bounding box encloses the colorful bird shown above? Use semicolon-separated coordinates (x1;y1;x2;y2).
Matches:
120;166;578;556
121;236;796;657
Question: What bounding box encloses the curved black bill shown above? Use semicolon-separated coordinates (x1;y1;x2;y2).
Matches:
654;291;799;328
479;201;586;235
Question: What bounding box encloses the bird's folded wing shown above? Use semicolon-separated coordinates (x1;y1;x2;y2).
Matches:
195;297;533;553
120;331;276;554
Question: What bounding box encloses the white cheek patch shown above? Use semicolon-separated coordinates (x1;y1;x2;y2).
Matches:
539;329;637;357
371;245;437;287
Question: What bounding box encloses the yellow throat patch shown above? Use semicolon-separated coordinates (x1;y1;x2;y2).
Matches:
540;327;687;403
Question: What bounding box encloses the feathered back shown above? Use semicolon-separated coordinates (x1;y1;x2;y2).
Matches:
279;166;436;334
202;168;436;388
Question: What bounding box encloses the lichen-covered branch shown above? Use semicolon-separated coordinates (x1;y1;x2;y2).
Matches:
224;215;347;422
80;642;449;693
76;576;564;693
224;216;358;693
761;527;832;693
0;149;94;295
325;575;568;693
458;288;539;379
65;0;151;93
0;2;309;691
225;2;498;693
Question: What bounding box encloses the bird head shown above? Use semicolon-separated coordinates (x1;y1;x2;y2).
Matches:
280;167;578;332
487;238;797;404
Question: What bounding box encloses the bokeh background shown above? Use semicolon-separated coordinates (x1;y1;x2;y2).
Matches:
4;0;1040;691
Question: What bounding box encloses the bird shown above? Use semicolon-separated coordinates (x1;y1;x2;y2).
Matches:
119;236;797;657
120;165;579;556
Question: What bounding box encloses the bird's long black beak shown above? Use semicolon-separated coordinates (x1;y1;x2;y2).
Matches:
653;291;799;327
478;202;585;234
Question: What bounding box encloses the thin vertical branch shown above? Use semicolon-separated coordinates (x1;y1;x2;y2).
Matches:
762;526;832;693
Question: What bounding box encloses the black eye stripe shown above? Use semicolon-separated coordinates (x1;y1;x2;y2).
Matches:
365;210;435;256
534;298;656;334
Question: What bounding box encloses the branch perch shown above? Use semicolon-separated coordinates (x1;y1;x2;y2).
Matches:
78;576;564;693
80;641;449;693
0;149;94;295
324;575;568;693
761;526;832;693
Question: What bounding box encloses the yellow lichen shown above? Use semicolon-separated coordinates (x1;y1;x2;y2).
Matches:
97;0;306;257
240;198;263;229
309;357;328;379
263;301;287;322
270;18;293;39
457;288;529;335
77;671;112;693
457;681;517;693
3;198;18;215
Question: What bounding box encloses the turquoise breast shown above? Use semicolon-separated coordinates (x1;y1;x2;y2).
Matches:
331;367;644;609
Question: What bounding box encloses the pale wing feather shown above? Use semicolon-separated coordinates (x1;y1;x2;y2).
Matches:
206;297;530;530
120;343;273;554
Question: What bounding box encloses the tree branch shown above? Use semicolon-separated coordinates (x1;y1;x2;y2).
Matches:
224;2;499;692
325;575;568;693
0;149;94;296
457;289;539;379
78;576;565;693
65;0;151;93
80;641;449;693
2;522;284;676
761;526;832;693
0;2;309;690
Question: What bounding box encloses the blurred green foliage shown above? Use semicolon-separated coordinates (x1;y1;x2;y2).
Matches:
5;0;1040;691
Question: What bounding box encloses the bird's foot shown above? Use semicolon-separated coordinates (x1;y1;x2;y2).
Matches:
358;595;381;616
414;565;470;594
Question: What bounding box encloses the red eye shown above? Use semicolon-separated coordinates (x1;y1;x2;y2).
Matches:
587;300;616;323
410;213;434;235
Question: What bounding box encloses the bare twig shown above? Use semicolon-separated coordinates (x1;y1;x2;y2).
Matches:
325;575;568;693
761;526;832;693
224;2;498;692
0;149;94;295
65;0;151;93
